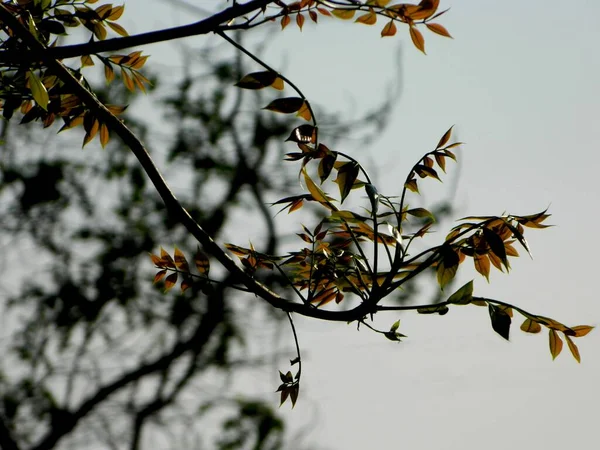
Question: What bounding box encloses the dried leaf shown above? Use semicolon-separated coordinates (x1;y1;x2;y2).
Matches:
520;318;542;333
549;329;563;360
409;25;426;54
426;22;452;38
381;20;397;37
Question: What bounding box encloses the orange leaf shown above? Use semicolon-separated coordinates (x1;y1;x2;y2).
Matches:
281;15;290;29
296;12;305;30
571;325;594;337
426;22;452;38
174;248;190;272
331;9;355;20
381;20;397;37
296;101;312;121
99;123;109;148
409;26;426;54
355;11;377;25
153;269;167;284
565;335;581;363
164;273;178;291
194;248;210;275
549;329;563;360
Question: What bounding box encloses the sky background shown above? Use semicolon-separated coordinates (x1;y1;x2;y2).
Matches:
120;1;600;449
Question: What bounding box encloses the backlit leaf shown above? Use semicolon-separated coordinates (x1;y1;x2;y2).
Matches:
565;335;580;363
488;304;511;340
236;71;278;90
437;246;459;288
434;152;446;172
334;162;360;203
474;253;490;281
447;280;473;305
436;126;453;149
281;15;290;29
303;168;336;210
164;273;178;291
426;22;452;38
99;123;109;148
27;71;49;111
296;13;305;30
549;329;563;360
107;20;128;36
381;20;397;37
174;248;190;272
482;228;508;269
571;325;594;337
404;178;419;193
264;97;304;114
296;101;312;121
355;11;377;25
520;318;541;333
406;208;434;221
318;153;337;183
153;269;167;284
194;248;210;275
331;9;355;20
409;26;426;54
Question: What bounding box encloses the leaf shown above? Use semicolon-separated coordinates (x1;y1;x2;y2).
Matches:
236;71;279;90
571;325;594;337
279;387;290;406
409;26;426;54
121;68;135;91
406;208;434;221
107;4;125;20
264;97;304;114
482;228;508;269
434;152;446;172
404;178;419;193
303;168;336;210
99;123;109;148
564;335;580;363
296;101;312;121
174;248;190;272
104;63;115;83
549;329;563;360
474;253;490;281
426;22;452;38
331;9;355;20
333;162;360;203
447;280;473;305
390;320;400;332
27;71;49;111
318;153;337;183
289;384;299;407
520;318;542;334
81;54;95;67
417;304;449;315
281;15;290;29
296;12;305;30
164;273;178;292
107;20;128;36
437;247;459;288
160;247;176;268
414;165;440;181
194;248;210;276
488;304;511;340
436;126;453;149
381;20;397;37
355;11;377;25
153;269;167;284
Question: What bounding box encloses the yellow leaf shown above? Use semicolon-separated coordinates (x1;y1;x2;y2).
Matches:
296;12;305;30
99;123;109;148
194;249;210;275
564;335;580;363
107;21;128;36
474;253;490;281
331;9;355;20
81;54;95;67
271;77;285;90
426;22;452;38
121;68;135;91
27;71;49;111
409;25;426;54
520;318;541;334
153;269;167;284
571;325;594;337
381;20;397;37
104;64;115;83
302;168;337;211
164;273;178;291
296;101;312;121
107;4;125;21
549;329;563;360
173;247;190;272
355;11;377;25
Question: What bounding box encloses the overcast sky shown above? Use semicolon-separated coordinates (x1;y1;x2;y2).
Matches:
122;2;600;449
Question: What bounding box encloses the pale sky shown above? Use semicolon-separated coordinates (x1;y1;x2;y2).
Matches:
121;1;600;449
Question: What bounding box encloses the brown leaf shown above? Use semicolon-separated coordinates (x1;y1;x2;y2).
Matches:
520;318;542;333
409;26;426;54
436;126;453;149
296;13;305;30
264;97;304;114
331;9;355;20
281;15;290;30
426;22;452;38
564;335;581;363
174;248;190;272
153;269;167;284
355;11;377;25
571;325;594;337
164;273;178;291
194;249;210;275
381;20;397;37
549;329;563;360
